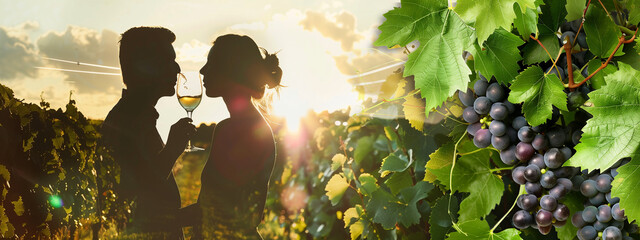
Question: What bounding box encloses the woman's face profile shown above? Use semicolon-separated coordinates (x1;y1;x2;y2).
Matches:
200;47;226;98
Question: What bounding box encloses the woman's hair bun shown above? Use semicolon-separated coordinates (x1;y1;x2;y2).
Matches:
262;49;282;89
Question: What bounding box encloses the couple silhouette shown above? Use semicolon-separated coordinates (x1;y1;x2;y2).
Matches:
101;27;281;239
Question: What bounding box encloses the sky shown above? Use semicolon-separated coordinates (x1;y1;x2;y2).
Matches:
0;0;406;141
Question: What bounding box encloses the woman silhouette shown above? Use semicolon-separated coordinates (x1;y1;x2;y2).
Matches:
193;34;281;239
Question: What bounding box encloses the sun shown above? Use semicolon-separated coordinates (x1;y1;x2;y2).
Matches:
271;93;306;133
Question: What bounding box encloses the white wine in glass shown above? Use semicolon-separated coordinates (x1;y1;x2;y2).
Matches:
176;73;204;152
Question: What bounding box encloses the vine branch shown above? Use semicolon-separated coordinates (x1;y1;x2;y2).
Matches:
448;131;467;235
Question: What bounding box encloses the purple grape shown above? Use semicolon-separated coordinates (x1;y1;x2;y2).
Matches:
467;123;482;136
492;134;511;151
512;210;534;229
512;166;527;185
593;220;608;231
581;179;598;197
572;211;586;228
547;127;566;148
595;174;613;193
572;130;583;145
502;100;515;114
554;204;570;221
544;148;565;169
540;195;558;211
507;127;518;144
611;203;626;221
578;225;597;240
473;129;492;148
577;32;588;49
532;134;550;152
516;142;535;161
572;175;585;191
560;147;573;160
561;31;576;46
529;154;546;169
486;82;505;102
538;224;552;235
549;184;569;200
518;126;535;143
557;178;573;191
524;164;541;182
536;209;554;227
458;89;475;107
525;182;543;197
589;192;606;205
474;76;489;96
606;192;620;204
553;167;574;178
582;206;598;223
540;171;557;189
597;205;613;223
518;194;539;211
463;107;480;123
500;146;517;165
602;226;622;240
512;116;528;130
474;97;492;115
489;103;508;120
489;120;507;136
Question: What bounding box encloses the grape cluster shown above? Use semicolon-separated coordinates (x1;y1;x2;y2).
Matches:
571;160;639;240
459;75;517;155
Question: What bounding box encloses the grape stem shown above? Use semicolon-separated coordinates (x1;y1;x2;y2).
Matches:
563;39;575;88
572;28;638;89
530;35;562;76
448;131;468;235
489;184;526;234
490;167;513;173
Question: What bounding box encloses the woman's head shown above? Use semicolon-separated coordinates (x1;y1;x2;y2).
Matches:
200;34;282;99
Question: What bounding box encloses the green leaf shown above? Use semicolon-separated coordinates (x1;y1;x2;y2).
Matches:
384;171;414;196
508;66;568;126
584;5;624;58
343;205;365;240
555;192;583;240
471;28;525;85
586;59;617;90
455;0;535;45
402;94;426;131
380;152;413;178
611;157;640;223
447;219;522;240
331;154;347;171
325;174;350;206
618;38;640;72
365;181;433;229
354;136;373;164
431;146;504;221
539;0;567;34
358;173;379;196
429;195;459;240
522;29;561;65
626;0;640;25
513;3;538;39
565;63;640;171
376;0;476;118
11;197;23;216
565;0;586;21
424;141;455;182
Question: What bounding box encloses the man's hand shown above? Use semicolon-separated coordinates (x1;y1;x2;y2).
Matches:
165;117;197;152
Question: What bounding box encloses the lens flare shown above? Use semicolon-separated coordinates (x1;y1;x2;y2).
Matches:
49;195;63;208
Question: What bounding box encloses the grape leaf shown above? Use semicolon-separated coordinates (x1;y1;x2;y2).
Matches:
611;157;640;223
380;151;413;178
331;154;347;171
586;59;617;90
471;28;525;85
403;94;426;131
539;0;567;33
565;63;640;171
343;205;365;240
384;171;413;196
354;136;373;164
447;219;522;240
375;0;476;119
565;0;586;21
325;174;350;206
627;0;640;25
508;66;568;126
357;173;379;196
423;141;455;183
430;145;504;221
618;38;640;72
365;181;433;229
513;3;538;39
522;28;561;65
429;195;459;240
455;0;536;45
584;5;624;58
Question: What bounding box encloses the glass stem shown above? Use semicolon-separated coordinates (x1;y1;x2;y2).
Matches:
187;111;193;149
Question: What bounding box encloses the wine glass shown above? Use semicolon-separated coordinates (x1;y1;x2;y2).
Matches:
176;72;204;152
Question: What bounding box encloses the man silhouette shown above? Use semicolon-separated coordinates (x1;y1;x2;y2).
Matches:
101;26;195;239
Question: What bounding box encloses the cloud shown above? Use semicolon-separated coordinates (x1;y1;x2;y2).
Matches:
299;10;363;52
37;26;122;94
0;24;40;80
174;39;210;71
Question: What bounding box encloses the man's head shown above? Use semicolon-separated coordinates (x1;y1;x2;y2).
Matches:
119;27;180;96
